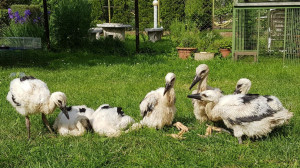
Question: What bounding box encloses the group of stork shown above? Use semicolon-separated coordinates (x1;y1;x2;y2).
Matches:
6;64;293;144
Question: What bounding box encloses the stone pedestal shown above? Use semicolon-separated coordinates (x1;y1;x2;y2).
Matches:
97;23;132;41
145;28;164;42
88;28;103;41
194;52;214;61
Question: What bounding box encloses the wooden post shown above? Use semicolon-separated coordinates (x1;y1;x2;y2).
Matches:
135;0;139;53
43;0;50;50
108;0;111;23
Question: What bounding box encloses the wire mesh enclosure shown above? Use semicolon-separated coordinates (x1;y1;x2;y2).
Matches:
0;37;41;50
233;0;300;63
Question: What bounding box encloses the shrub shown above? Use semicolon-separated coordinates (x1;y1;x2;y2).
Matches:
0;9;9;31
169;20;200;47
50;0;92;48
185;0;212;30
138;0;153;31
197;30;222;52
112;0;133;24
90;0;105;27
209;37;232;53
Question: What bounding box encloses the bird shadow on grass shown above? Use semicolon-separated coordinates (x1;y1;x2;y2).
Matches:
0;38;175;69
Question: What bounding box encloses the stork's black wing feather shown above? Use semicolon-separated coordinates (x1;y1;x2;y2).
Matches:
20;76;36;82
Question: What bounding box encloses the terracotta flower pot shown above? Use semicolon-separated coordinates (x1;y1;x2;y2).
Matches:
220;48;231;58
176;47;197;59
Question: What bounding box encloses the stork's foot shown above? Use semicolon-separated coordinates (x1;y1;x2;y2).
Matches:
173;122;189;132
168;130;187;140
206;124;231;134
199;124;231;137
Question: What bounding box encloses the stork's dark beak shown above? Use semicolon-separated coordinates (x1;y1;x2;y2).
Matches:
189;75;202;90
164;83;172;95
60;106;69;119
233;89;241;94
187;93;202;100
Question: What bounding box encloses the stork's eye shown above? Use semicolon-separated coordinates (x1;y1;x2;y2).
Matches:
201;70;206;74
237;84;242;88
202;94;207;97
58;100;62;105
171;78;175;82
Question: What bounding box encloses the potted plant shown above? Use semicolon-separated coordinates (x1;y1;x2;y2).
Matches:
194;31;221;60
218;37;232;58
170;20;199;59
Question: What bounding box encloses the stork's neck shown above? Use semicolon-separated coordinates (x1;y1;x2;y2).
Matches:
40;95;57;114
197;76;208;92
164;88;175;105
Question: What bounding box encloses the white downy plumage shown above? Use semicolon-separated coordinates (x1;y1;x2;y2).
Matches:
188;90;293;144
91;104;135;137
137;72;176;129
6;76;68;139
234;78;284;111
53;105;94;136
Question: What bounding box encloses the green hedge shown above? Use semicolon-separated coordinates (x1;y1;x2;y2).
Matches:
111;0;133;24
160;0;185;30
50;0;92;48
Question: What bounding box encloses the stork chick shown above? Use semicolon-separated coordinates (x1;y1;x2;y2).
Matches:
135;73;188;138
189;64;221;123
234;78;284;111
91;104;135;137
188;90;293;144
53;105;94;136
7;76;69;139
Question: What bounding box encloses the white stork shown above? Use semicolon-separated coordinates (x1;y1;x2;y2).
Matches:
7;76;69;139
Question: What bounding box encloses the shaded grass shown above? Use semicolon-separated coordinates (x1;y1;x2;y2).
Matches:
0;42;299;167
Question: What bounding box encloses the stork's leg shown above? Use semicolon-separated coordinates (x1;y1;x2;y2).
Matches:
25;116;30;139
205;124;231;135
42;114;54;134
238;137;243;144
173;122;189;132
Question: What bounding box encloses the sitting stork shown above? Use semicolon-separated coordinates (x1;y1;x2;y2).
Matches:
188;90;293;144
132;73;188;138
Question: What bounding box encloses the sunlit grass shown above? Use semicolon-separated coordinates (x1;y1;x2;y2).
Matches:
0;40;299;167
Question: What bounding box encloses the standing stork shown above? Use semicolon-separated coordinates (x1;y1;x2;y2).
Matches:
133;73;188;136
7;76;69;139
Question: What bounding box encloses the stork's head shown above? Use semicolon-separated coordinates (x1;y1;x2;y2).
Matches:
187;90;222;103
51;92;69;119
164;72;176;95
189;64;209;90
234;78;251;94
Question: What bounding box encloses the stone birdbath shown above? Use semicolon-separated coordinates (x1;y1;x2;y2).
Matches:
96;23;132;41
96;0;132;41
145;0;164;43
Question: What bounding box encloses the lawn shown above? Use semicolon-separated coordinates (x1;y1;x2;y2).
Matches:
0;39;299;167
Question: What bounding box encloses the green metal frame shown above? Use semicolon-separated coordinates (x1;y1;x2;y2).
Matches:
233;1;300;63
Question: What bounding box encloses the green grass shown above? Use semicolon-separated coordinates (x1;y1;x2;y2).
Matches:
0;39;299;167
